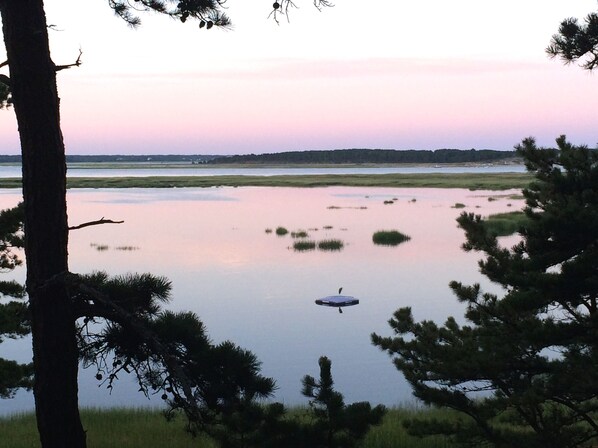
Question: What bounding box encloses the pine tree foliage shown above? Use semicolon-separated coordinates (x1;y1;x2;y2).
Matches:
0;203;32;398
71;270;276;433
107;0;332;29
300;356;386;448
372;136;598;448
0;79;11;109
547;8;598;70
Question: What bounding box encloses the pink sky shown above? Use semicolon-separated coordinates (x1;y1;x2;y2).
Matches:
0;0;596;155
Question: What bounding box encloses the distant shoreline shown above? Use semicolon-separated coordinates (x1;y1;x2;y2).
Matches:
0;172;532;190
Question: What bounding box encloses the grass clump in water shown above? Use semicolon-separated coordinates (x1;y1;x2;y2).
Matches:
373;230;411;246
265;228;273;234
483;211;528;237
293;240;317;251
275;226;288;236
291;230;309;238
318;239;344;251
452;203;466;209
115;246;139;251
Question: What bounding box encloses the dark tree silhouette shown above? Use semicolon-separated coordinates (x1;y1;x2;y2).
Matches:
0;203;32;399
547;7;598;70
373;136;598;448
0;1;329;447
301;356;386;448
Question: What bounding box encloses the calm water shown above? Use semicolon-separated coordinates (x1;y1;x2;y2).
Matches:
0;164;526;178
0;186;522;415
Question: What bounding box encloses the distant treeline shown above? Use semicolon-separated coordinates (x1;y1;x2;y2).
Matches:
0;154;218;164
0;149;518;165
208;148;518;165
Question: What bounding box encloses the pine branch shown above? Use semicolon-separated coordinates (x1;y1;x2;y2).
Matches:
70;275;201;418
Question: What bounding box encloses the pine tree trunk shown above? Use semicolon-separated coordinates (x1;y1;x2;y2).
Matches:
0;1;86;447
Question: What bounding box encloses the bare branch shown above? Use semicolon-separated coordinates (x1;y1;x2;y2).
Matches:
55;49;83;73
69;217;124;231
0;60;8;69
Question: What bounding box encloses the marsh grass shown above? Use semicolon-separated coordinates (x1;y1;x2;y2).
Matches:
0;408;215;448
291;230;309;238
452;203;466;209
115;246;139;251
373;230;411;246
1;407;457;448
327;205;368;210
318;239;344;251
265;228;273;234
484;211;528;237
0;173;532;190
383;200;394;205
275;226;288;236
293;240;316;251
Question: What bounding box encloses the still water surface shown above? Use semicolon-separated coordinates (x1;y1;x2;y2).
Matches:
0;186;522;414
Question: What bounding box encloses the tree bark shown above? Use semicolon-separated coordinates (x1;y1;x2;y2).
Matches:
0;1;86;447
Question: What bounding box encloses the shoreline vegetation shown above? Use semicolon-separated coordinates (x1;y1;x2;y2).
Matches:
0;407;453;448
0;173;531;190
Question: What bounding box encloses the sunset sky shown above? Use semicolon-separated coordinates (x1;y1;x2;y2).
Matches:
1;0;597;155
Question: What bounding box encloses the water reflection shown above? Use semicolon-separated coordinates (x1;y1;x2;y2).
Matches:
0;187;523;414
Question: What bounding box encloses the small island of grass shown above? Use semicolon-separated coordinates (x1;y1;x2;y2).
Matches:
483;211;528;236
318;239;344;251
275;226;288;236
372;230;411;246
293;240;316;251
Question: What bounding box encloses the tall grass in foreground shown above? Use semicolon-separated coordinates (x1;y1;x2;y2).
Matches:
0;408;215;448
0;407;454;448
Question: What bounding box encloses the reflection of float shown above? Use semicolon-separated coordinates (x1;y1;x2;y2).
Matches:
315;288;359;314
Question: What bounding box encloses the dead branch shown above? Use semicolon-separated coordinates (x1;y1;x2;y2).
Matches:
69;217;124;231
55;49;83;72
0;60;8;69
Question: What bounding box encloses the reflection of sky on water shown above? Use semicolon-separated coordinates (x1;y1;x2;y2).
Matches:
0;187;523;415
80;188;237;204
